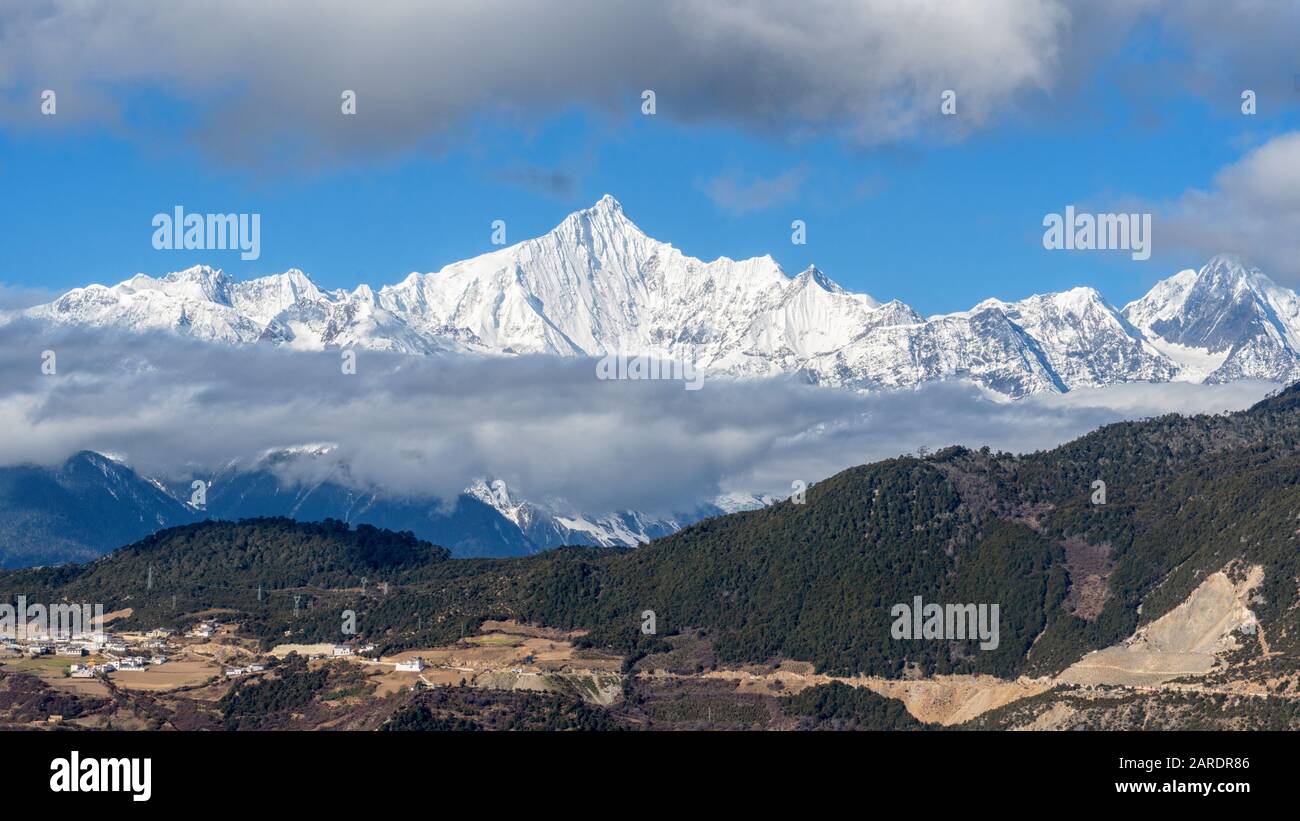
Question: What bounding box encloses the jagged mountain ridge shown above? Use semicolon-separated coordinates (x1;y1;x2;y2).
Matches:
0;452;193;568
18;195;1300;397
0;449;759;568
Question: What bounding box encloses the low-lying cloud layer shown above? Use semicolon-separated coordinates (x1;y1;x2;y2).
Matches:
0;321;1275;514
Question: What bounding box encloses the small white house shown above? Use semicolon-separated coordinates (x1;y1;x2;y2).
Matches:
187;621;217;638
394;657;425;672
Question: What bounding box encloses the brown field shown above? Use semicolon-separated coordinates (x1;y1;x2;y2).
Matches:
350;625;624;703
269;643;337;658
110;659;220;691
371;670;423;697
382;631;618;672
2;657;113;697
53;677;114;697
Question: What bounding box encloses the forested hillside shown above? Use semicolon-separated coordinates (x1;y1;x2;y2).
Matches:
5;385;1300;680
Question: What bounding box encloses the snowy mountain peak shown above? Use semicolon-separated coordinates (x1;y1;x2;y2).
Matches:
1202;251;1251;275
169;263;226;282
590;193;624;215
229;268;326;322
140;265;233;303
1123;255;1300;384
465;478;527;525
13;196;1300;396
553;193;647;243
795;265;849;296
1194;253;1266;296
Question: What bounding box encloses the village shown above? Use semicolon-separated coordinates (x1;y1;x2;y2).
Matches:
0;612;314;687
0;616;376;682
1;614;624;711
3;619;212;680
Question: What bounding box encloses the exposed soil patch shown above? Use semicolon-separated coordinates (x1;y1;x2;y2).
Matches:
1059;566;1263;687
1061;535;1113;620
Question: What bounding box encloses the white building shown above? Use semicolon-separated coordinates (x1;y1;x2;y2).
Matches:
187;622;215;638
394;657;425;672
332;645;353;657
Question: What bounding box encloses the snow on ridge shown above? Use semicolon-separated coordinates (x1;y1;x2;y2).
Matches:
16;199;1300;398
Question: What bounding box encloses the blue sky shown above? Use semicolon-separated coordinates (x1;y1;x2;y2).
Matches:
2;1;1297;315
0;2;1298;508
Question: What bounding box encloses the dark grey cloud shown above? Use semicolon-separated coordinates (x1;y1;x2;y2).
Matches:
0;0;1071;166
3;1;1294;170
492;164;578;198
0;320;1272;514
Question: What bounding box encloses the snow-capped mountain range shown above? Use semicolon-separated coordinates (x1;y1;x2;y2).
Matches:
186;443;766;554
0;448;772;567
17;195;1300;397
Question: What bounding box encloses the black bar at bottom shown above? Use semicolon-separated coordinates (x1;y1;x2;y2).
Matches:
7;729;1282;807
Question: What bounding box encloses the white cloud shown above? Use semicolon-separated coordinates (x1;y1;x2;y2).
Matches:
0;283;61;310
0;322;1274;514
700;167;807;214
1159;132;1300;283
